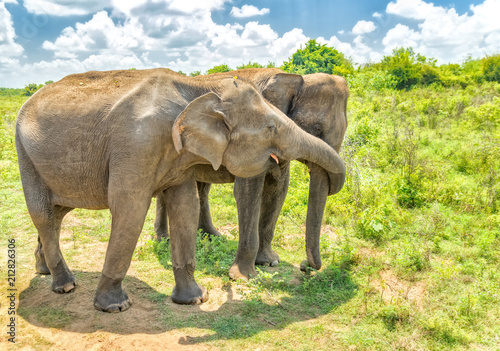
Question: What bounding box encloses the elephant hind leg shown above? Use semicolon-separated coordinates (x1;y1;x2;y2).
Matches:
18;144;75;292
154;192;169;242
29;204;75;293
35;235;50;274
197;182;221;238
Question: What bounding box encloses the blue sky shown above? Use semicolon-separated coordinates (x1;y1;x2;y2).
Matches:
1;0;498;87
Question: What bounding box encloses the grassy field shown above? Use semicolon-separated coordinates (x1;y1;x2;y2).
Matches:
1;81;499;350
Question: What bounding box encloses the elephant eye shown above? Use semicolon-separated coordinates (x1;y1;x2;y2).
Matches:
267;125;277;134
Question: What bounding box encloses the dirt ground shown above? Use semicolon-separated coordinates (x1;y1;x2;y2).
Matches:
7;268;257;351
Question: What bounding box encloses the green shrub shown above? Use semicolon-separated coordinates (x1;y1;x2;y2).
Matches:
482;54;500;83
281;39;354;76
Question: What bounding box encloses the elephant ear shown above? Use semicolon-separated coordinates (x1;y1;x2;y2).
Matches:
172;92;229;170
262;73;304;114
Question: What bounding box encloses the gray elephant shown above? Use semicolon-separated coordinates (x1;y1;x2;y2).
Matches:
16;68;345;312
155;68;349;280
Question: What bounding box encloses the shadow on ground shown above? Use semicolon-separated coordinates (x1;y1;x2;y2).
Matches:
18;257;357;345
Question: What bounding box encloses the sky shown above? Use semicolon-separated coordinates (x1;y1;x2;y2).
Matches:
1;0;499;88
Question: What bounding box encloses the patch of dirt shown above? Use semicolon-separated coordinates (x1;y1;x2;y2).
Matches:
16;271;227;350
370;269;426;308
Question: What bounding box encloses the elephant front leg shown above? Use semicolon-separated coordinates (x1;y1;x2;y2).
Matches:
256;164;290;267
154;192;169;241
229;175;265;280
166;179;208;305
94;192;151;312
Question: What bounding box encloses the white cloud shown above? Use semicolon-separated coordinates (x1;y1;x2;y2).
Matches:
23;0;110;16
352;20;376;35
42;11;154;57
372;12;383;18
386;0;445;20
230;5;270;18
0;2;23;58
382;24;421;54
169;0;228;13
383;0;500;62
268;28;308;59
321;34;381;65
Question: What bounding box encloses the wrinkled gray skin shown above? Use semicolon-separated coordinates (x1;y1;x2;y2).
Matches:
16;68;345;312
155;68;349;280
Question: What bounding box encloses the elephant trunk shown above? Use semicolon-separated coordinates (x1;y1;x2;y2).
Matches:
280;120;346;272
281;120;346;178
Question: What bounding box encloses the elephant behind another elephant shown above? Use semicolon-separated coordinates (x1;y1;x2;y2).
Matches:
155;68;349;280
16;68;346;312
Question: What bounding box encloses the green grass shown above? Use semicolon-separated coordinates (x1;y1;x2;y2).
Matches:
1;83;500;350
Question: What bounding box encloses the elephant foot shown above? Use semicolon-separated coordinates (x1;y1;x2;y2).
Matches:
53;280;76;294
50;261;76;293
171;283;208;305
171;264;208;305
94;274;132;313
255;247;280;267
229;262;257;281
35;258;51;275
300;259;322;272
198;225;221;239
35;246;51;275
156;231;169;242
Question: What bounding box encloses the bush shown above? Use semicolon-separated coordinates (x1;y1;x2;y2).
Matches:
22;83;43;96
206;64;232;75
281;39;354;76
482;54;500;83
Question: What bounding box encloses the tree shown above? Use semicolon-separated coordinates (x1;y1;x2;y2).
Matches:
236;61;276;69
380;47;422;90
281;39;353;76
482;54;500;83
22;83;43;96
206;64;232;75
190;71;202;77
237;61;263;69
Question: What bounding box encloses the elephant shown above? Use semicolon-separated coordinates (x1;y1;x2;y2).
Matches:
154;68;349;280
16;68;346;312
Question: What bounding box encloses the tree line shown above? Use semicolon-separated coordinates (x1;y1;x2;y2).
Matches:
12;39;500;95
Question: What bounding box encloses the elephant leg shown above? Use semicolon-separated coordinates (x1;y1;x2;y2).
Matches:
31;205;75;293
229;175;265;280
197;182;221;237
154;191;169;241
94;191;151;312
256;164;290;266
35;235;50;274
166;179;208;304
301;163;329;272
19;151;75;292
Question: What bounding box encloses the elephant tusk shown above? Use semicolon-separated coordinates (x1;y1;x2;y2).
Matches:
270;153;279;164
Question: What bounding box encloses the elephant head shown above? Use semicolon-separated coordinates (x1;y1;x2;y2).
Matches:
234;69;349;271
172;77;345;183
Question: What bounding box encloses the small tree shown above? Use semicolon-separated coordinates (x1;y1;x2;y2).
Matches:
482;54;500;83
22;83;43;96
380;47;422;90
190;71;202;77
281;39;353;76
206;64;232;75
237;61;264;69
